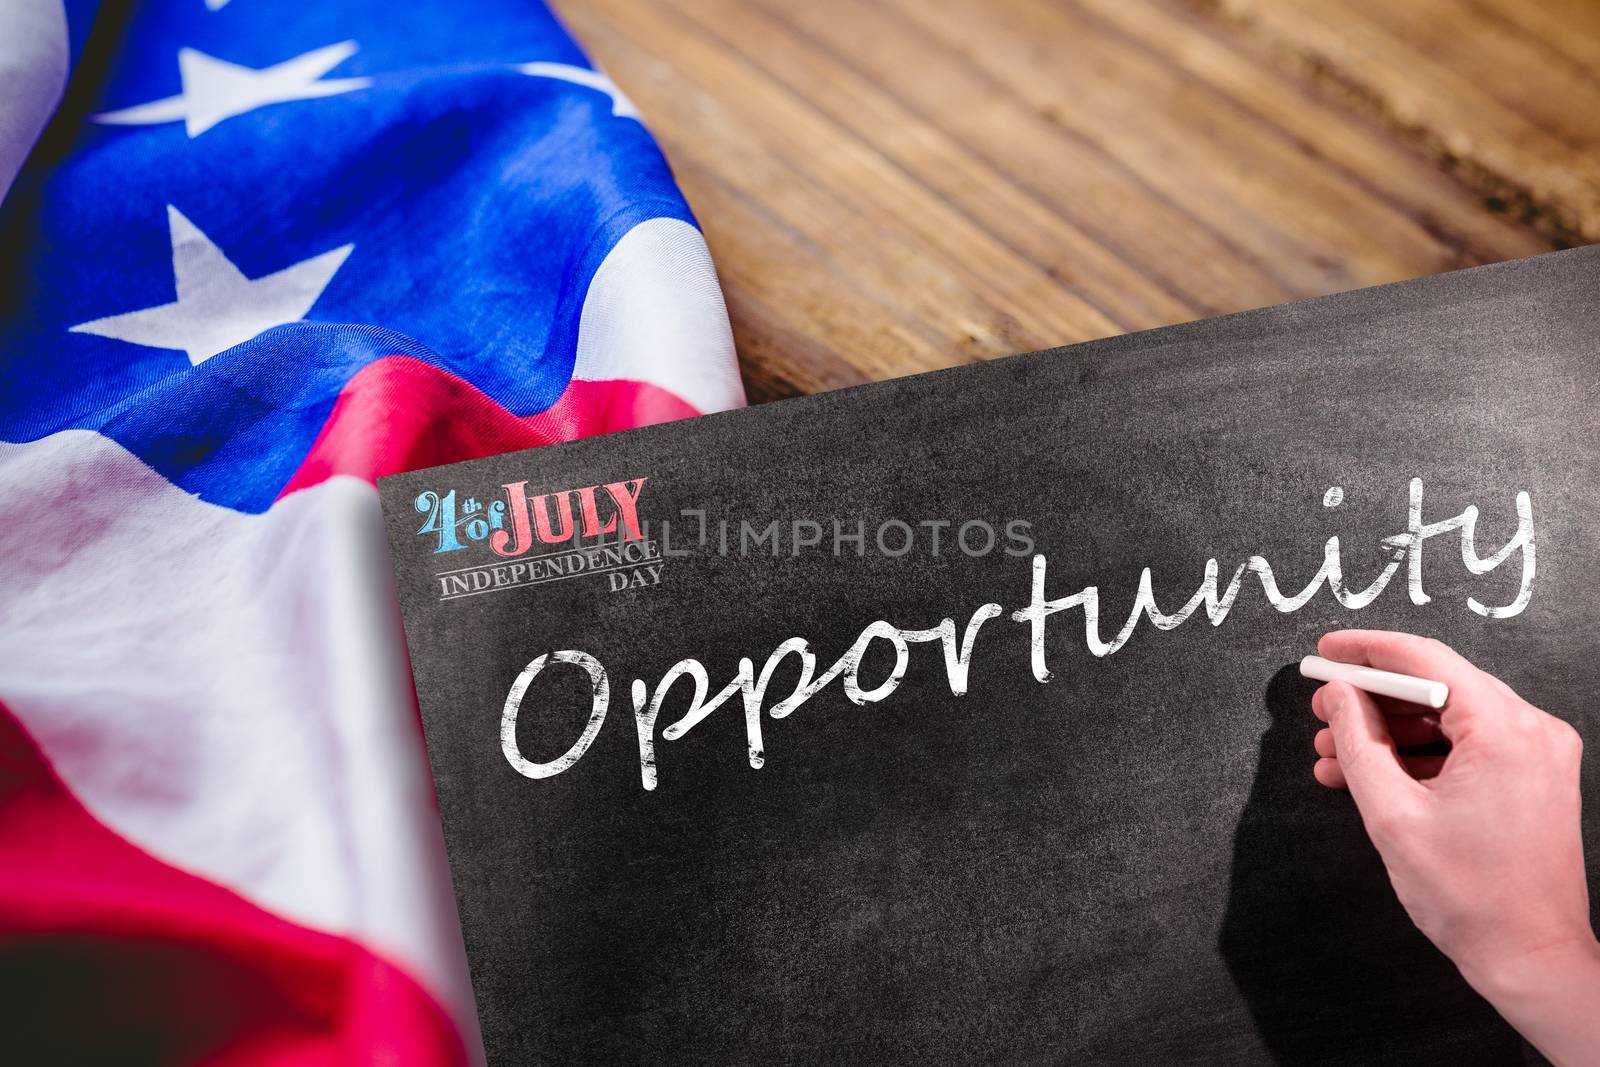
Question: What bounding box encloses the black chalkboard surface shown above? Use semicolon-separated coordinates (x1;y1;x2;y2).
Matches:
380;247;1599;1065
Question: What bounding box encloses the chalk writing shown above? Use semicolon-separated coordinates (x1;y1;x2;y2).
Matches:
499;480;1535;790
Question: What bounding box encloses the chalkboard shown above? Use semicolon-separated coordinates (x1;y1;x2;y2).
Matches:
380;246;1599;1065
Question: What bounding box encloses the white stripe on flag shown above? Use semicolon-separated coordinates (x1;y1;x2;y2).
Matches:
572;216;746;413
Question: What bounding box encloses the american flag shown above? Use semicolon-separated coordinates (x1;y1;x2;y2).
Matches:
0;0;743;1060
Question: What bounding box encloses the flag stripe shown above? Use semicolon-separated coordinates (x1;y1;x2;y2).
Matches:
278;356;699;499
570;216;743;414
0;697;466;1065
0;431;479;1049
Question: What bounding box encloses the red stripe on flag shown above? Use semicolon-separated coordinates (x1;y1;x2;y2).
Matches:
277;355;702;500
0;699;468;1065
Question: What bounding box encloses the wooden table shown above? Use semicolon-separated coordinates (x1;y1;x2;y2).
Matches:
555;0;1599;403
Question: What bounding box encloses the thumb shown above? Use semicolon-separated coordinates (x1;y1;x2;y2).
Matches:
1322;680;1422;815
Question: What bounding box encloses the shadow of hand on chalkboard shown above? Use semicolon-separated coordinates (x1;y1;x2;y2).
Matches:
1218;665;1523;1066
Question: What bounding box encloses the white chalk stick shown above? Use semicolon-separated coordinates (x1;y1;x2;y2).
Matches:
1299;655;1449;709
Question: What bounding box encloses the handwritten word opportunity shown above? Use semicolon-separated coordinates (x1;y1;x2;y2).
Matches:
501;481;1536;790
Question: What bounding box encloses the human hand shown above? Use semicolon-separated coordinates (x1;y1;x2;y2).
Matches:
1311;630;1600;1065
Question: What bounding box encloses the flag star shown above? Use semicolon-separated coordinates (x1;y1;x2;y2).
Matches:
70;206;352;366
93;41;370;137
518;62;639;120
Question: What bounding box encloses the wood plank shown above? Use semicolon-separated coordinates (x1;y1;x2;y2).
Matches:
1070;0;1549;266
658;0;1197;333
888;0;1541;292
552;0;1575;402
1205;0;1600;243
564;0;1137;400
720;0;1302;316
1474;0;1600;78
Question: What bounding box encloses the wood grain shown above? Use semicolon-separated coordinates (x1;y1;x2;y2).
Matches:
552;0;1590;403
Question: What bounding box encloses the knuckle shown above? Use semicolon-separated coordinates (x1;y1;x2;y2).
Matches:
1550;719;1583;757
1510;710;1541;737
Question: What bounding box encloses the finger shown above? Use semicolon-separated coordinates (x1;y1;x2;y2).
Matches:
1311;682;1336;722
1322;680;1424;813
1318;631;1496;740
1314;692;1442;747
1366;691;1445;719
1313;754;1447;790
1314;756;1346;789
1314;727;1335;758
